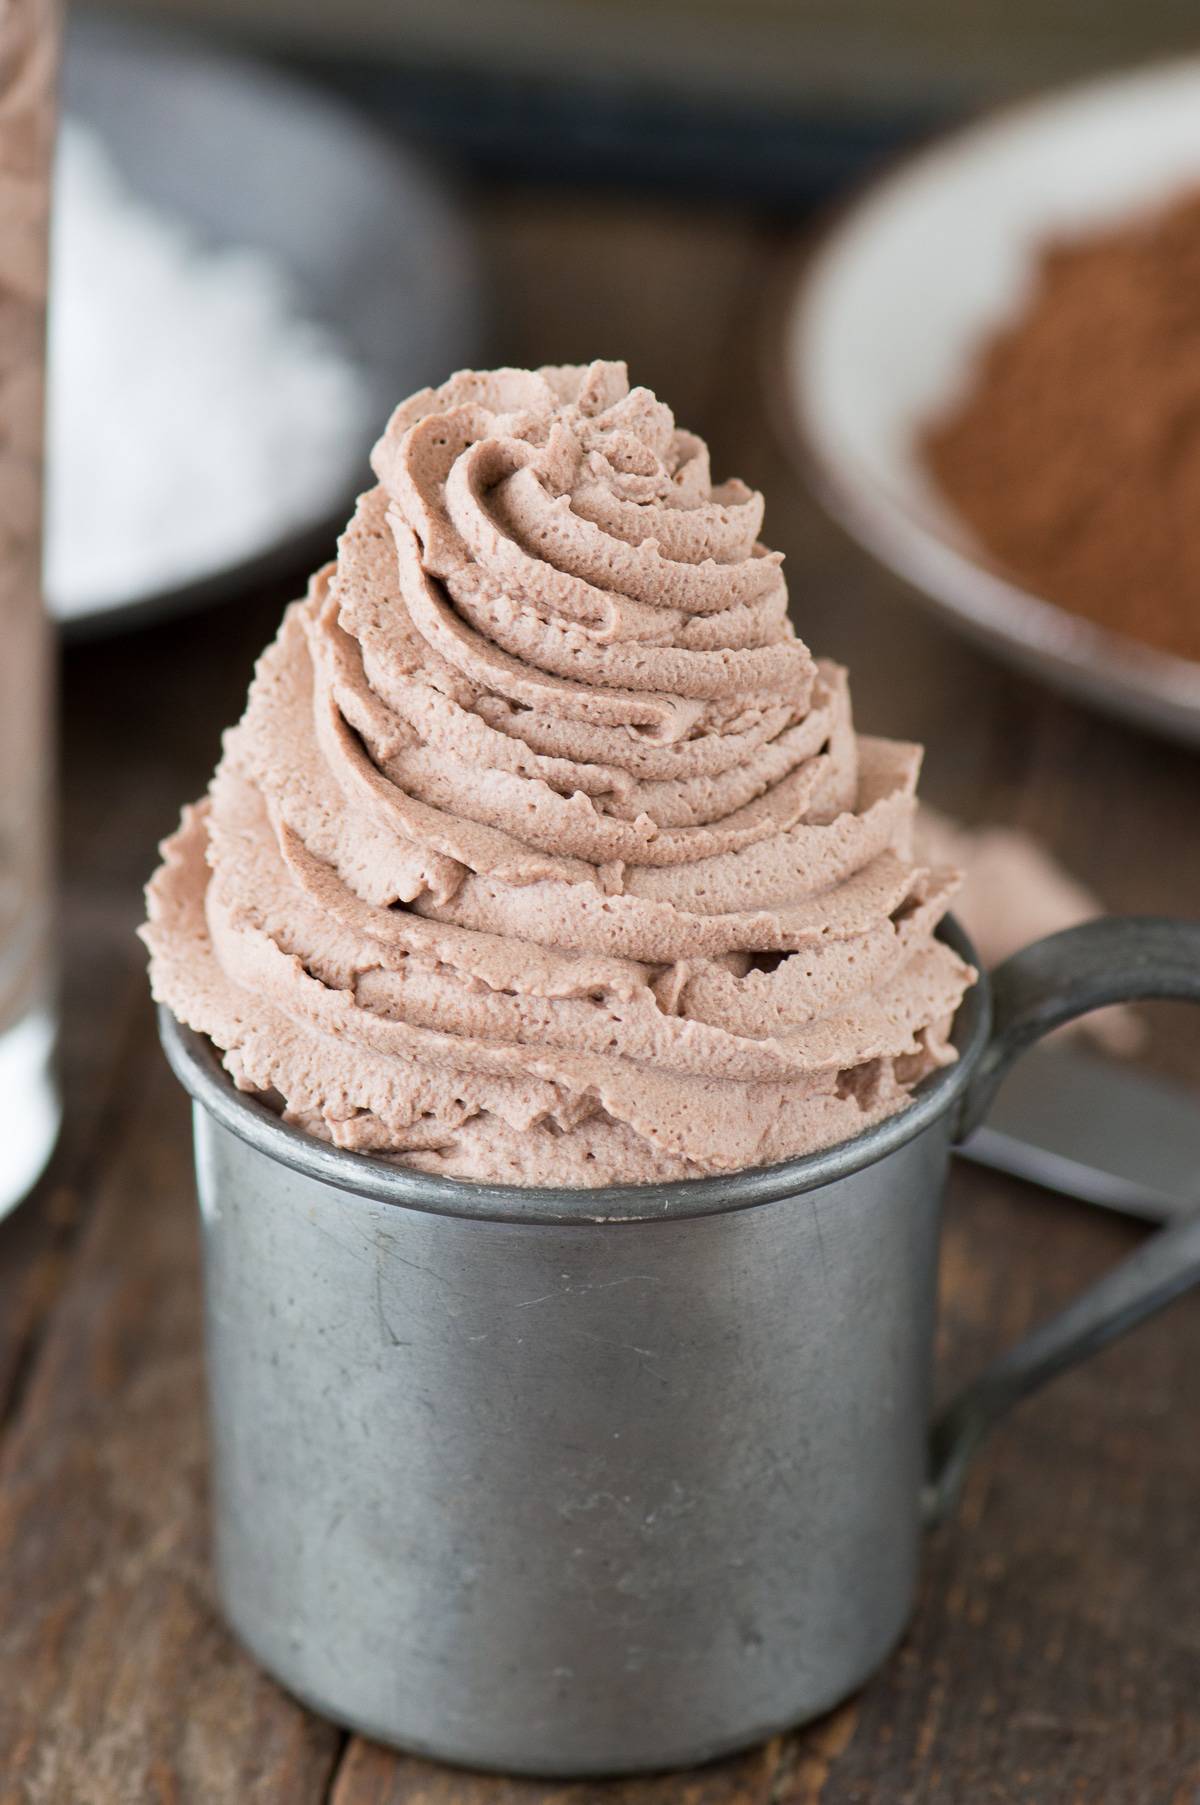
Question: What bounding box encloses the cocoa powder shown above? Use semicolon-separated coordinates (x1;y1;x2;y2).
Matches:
922;190;1200;664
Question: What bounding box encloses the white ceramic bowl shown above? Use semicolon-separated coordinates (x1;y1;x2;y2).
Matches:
785;59;1200;746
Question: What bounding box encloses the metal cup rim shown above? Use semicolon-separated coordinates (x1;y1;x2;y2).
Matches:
158;916;987;1226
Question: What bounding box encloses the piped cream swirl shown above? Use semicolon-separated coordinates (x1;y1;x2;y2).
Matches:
144;362;974;1185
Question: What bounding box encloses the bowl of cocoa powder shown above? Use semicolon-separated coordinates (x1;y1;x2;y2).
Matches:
784;59;1200;746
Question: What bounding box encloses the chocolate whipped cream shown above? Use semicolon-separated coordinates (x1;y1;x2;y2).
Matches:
144;362;975;1186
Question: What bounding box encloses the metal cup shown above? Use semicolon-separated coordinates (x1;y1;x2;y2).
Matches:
160;915;1200;1777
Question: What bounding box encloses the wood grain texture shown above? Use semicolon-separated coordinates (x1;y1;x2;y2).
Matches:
329;1738;781;1805
2;187;1196;1803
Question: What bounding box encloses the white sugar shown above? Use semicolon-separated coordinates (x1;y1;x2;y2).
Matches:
45;123;372;618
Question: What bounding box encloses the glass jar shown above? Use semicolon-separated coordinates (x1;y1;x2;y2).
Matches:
0;0;58;1216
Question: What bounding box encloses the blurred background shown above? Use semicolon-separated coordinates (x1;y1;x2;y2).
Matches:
26;0;1190;354
71;0;1200;190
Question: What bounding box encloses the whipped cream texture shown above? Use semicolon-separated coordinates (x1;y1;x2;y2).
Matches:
144;362;975;1185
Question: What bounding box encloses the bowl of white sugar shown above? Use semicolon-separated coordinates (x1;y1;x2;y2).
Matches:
52;14;480;634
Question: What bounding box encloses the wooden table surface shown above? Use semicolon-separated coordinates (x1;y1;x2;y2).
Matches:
4;188;1200;1805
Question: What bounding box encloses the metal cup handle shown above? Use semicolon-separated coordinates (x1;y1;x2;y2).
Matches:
923;916;1200;1523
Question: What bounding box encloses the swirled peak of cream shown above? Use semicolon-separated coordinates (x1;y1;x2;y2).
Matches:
144;361;975;1186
